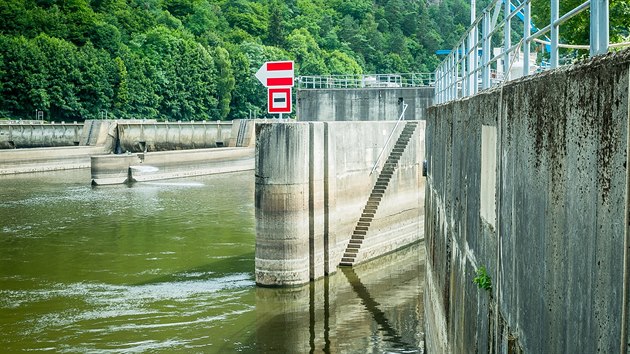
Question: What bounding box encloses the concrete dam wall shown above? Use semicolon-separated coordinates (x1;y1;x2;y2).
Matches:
255;121;425;287
297;87;433;121
0;121;84;148
424;50;630;353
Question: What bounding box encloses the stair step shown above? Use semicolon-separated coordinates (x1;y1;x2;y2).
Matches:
339;262;353;267
347;243;361;249
366;201;379;208
345;249;358;254
358;221;370;227
349;239;363;245
351;234;365;240
341;257;355;263
359;217;372;222
354;230;367;235
356;226;369;231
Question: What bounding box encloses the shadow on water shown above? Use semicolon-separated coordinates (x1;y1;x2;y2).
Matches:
249;243;425;353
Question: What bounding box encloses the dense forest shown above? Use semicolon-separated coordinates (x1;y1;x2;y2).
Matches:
0;0;627;121
0;0;476;121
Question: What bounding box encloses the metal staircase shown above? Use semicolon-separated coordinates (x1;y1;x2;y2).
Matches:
339;121;418;267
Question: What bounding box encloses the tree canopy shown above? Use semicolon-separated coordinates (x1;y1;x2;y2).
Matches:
0;0;625;121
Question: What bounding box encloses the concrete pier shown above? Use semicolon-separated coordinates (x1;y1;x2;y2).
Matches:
255;121;425;287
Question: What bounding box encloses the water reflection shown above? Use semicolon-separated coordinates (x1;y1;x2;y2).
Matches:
0;169;425;352
254;244;425;353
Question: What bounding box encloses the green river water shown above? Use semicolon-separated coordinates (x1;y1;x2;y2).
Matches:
0;169;425;353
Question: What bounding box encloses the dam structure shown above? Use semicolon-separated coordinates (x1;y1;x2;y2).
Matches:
0;119;256;183
255;73;436;287
424;0;630;350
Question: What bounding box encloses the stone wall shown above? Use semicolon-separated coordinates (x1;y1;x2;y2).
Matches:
255;121;425;287
424;49;630;353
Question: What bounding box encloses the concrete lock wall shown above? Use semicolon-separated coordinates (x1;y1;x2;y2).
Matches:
297;87;433;121
255;121;425;287
424;50;630;353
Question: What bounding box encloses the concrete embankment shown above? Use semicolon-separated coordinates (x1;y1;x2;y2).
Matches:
255;121;425;287
0;121;116;174
297;87;433;121
90;120;256;185
0;119;256;178
424;49;630;353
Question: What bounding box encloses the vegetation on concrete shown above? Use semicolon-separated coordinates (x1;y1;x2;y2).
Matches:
473;266;492;292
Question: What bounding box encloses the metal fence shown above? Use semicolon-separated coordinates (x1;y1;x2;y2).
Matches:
434;0;626;104
297;73;435;89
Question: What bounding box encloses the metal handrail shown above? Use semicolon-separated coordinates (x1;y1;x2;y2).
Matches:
297;73;435;90
370;103;408;176
434;0;611;104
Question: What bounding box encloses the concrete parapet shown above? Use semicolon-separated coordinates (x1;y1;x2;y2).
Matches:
255;121;424;287
424;49;630;353
297;87;433;121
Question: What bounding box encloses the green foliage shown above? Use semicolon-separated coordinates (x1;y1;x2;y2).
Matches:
0;0;497;121
473;266;492;292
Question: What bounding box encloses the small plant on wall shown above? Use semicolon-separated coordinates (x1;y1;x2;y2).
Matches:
473;266;492;292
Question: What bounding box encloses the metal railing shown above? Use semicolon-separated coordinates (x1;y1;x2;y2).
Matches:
297;73;435;89
434;0;621;104
370;103;409;176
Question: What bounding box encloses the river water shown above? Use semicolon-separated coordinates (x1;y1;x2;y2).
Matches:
0;169;425;353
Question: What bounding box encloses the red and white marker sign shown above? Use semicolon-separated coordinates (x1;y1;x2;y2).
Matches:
255;61;294;87
268;88;292;114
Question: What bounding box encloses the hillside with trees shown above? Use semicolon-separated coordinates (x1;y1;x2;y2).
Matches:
0;0;626;121
0;0;476;121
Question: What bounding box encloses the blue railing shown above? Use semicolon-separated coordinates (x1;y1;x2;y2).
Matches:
433;0;621;104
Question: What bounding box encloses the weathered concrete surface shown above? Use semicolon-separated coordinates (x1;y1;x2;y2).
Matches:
425;49;630;353
255;121;424;287
297;87;433;121
117;120;232;152
0;121;116;174
91;147;254;185
0;121;83;148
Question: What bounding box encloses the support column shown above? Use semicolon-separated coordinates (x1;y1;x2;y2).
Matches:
255;122;311;286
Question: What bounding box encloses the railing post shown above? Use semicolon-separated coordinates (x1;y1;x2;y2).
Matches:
590;0;609;56
523;0;531;76
482;10;491;89
550;0;559;68
454;48;460;99
472;23;479;94
503;0;512;80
